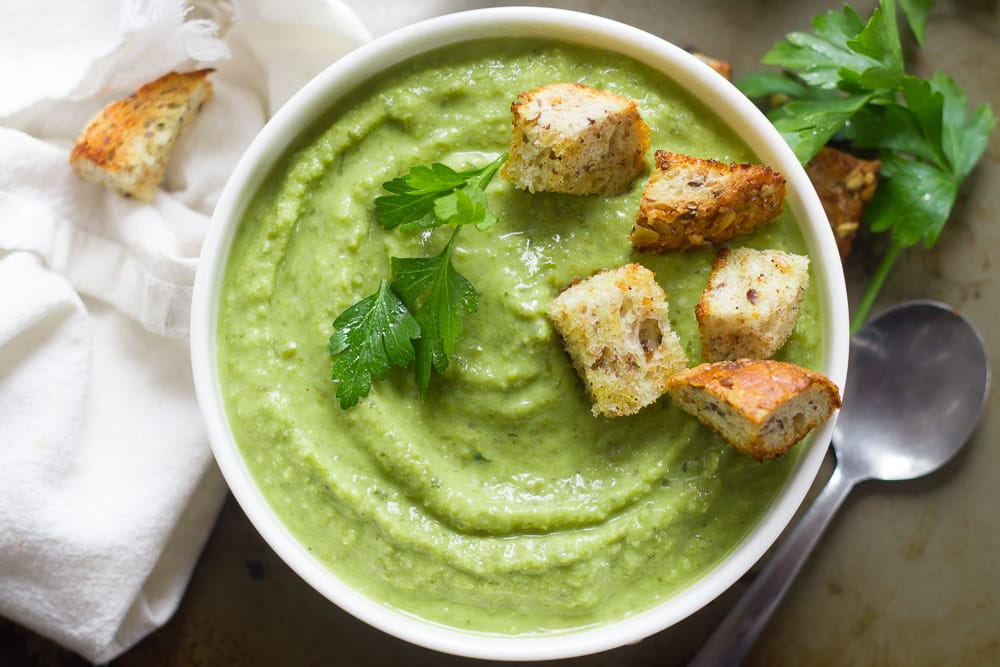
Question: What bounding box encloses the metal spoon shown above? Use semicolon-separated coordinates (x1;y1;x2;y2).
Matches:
689;300;991;667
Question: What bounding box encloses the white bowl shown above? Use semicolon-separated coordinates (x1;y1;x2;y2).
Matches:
191;6;849;661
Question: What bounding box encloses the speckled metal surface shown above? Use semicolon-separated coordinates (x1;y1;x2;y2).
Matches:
2;1;997;665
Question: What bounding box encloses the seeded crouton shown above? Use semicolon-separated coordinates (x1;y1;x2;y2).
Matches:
630;150;786;252
547;263;687;417
696;247;810;361
70;69;214;202
500;82;650;196
805;146;881;259
666;359;841;461
690;52;732;80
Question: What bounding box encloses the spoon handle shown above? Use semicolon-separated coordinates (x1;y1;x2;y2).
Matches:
688;464;858;667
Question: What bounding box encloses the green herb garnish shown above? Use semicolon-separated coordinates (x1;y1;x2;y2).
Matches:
375;153;507;231
391;229;478;390
329;154;507;409
737;0;995;333
328;279;420;409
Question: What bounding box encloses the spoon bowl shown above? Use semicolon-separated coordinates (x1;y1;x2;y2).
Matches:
835;301;990;481
690;300;990;667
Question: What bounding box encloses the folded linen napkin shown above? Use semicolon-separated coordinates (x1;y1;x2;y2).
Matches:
0;0;369;662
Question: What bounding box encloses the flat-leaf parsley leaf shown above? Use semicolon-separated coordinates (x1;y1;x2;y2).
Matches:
328;279;420;409
737;0;995;333
375;152;507;231
391;228;478;389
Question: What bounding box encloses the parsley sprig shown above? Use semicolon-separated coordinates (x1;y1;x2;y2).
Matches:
328;280;419;409
391;229;478;390
328;153;507;409
375;153;507;231
737;0;995;333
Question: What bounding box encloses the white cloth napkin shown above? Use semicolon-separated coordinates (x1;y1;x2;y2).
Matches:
0;1;369;663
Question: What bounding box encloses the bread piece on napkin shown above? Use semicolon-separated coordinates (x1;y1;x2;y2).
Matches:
630;150;786;252
70;69;213;202
666;359;841;461
547;263;687;417
501;82;650;196
696;247;810;361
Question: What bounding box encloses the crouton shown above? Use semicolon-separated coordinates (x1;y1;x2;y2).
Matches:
500;82;650;196
70;68;214;202
690;52;732;80
695;247;810;361
805;146;881;259
630;150;786;252
666;359;841;461
547;263;687;417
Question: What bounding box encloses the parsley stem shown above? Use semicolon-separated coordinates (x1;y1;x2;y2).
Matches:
850;239;904;335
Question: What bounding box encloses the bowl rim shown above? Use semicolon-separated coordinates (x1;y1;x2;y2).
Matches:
191;5;849;661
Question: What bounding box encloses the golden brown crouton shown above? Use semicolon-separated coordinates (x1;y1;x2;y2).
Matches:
696;247;810;361
547;263;687;417
70;69;214;202
500;82;650;196
630;150;786;252
805;146;881;259
666;359;841;461
690;52;732;80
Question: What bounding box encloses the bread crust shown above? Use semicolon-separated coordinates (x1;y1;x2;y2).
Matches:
70;69;214;202
666;359;841;461
630;150;786;252
501;82;650;196
547;263;687;417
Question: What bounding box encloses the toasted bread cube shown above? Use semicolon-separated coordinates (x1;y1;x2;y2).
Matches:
70;69;213;202
690;52;732;80
630;150;786;251
695;247;810;361
547;263;687;417
500;82;650;196
666;359;841;461
805;146;881;259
